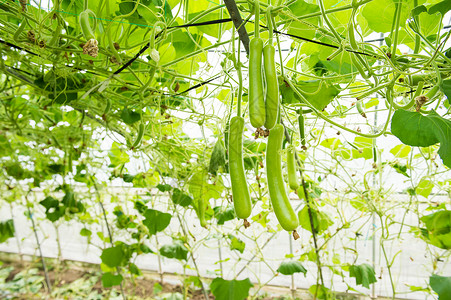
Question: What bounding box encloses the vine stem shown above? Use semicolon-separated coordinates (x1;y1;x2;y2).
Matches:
284;76;395;138
25;194;52;294
92;180;127;300
378;213;396;299
10;203;23;263
282;123;325;294
390;1;402;61
232;26;243;117
223;0;250;55
254;0;259;39
176;214;209;300
318;0;341;43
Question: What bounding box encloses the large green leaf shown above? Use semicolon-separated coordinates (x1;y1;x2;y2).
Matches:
308;284;332;299
101;245;130;268
108;142;130;167
40;196;64;222
171;188;193;207
391;110;451;168
0;135;12;157
421;210;451;249
277;261;307;276
428;0;451;15
349;263;377;288
210;278;253;300
430;274;451;299
120;108;141;125
416;179;434;198
101;272;123;288
281;80;340;110
142;209;172;235
159;240;188;260
362;0;413;33
298;206;333;234
440;78;451;105
0;220;15;243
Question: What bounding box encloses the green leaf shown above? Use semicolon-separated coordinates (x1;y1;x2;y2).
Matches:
132;172;160;188
101;272;123;288
362;0;412;33
0;135;12;157
214;206;236;225
159;240;188;260
421;210;451;249
390;163;410;177
101;246;125;268
188;169;223;226
188;11;230;38
209;139;226;175
0;220;15;243
251;211;270;228
171;188;193;207
428;0;451;15
349;263;377;288
39;196;64;222
390;144;411;158
120;108;141;125
210;278;253;300
320;138;342;150
298;206;333;234
129;263;142;276
308;284;332;299
416;179;434;198
108;142;130;167
277;261;307;276
430;274;451;299
351;136;373;160
286;0;319;17
284;0;319;40
390;110;451;168
418;11;442;38
157;184;172;192
281;80;339;110
228;235;245;253
184;275;203;289
80;228;92;237
412;5;427;17
142;209;172;235
440;79;451;104
123;174;135;183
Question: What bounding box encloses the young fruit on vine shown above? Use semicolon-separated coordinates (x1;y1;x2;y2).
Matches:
298;112;306;148
266;124;299;232
131;123;145;149
79;9;99;57
287;145;299;190
228;116;252;220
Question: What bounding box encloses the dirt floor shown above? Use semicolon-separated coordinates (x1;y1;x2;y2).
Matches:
0;257;230;300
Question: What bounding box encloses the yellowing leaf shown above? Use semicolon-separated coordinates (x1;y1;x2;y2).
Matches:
416;179;434;198
390;144;411;158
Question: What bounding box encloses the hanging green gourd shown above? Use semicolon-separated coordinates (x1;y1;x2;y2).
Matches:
248;1;265;128
263;6;279;130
